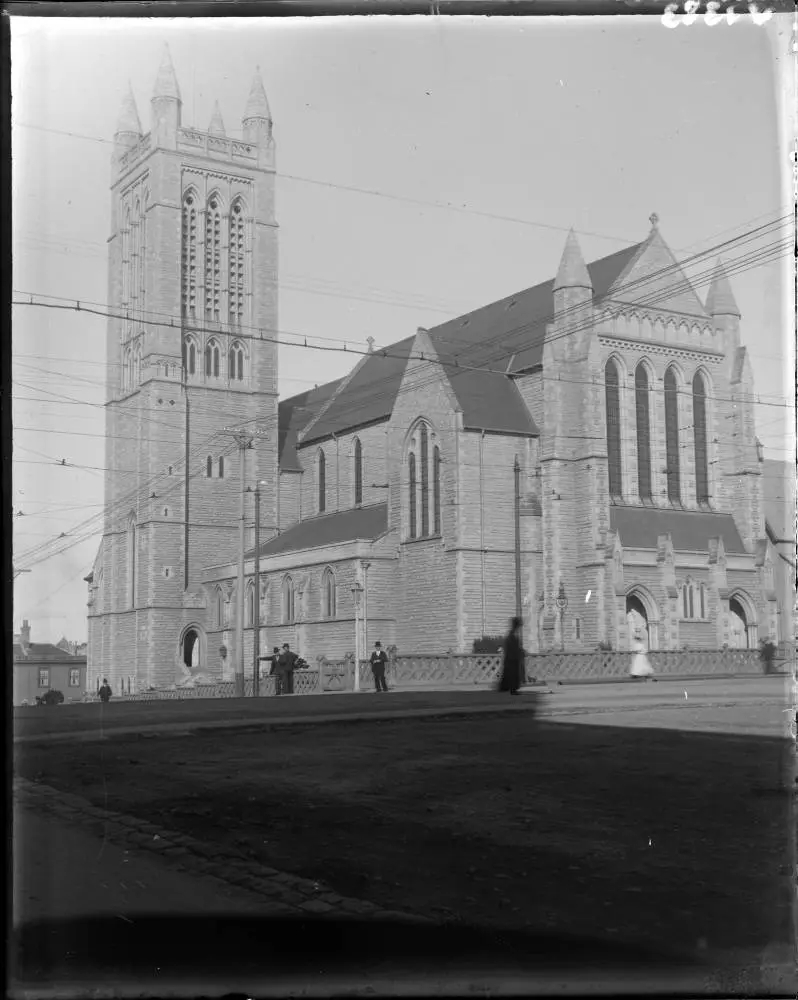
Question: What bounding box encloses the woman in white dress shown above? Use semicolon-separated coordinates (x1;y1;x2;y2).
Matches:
630;633;654;679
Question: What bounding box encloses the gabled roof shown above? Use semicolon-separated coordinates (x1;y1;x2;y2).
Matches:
610;505;747;554
294;241;640;447
13;642;86;663
246;503;388;559
279;380;343;471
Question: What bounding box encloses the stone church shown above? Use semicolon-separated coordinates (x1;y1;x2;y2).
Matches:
86;51;780;692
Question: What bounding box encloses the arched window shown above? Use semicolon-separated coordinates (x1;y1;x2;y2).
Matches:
121;206;131;307
246;580;255;627
206;455;213;478
229;199;246;324
205;338;220;378
131;199;141;313
693;371;709;506
140;191;148;310
204;195;221;321
127;514;137;608
181;192;198;318
228;341;245;381
318;449;326;514
604;359;623;500
699;582;706;619
635;364;652;502
282;576;295;624
353;438;363;506
218;456;224;479
433;445;441;534
664;367;681;504
408;454;417;539
183;336;198;376
216;586;224;628
420;424;429;536
322;567;336;619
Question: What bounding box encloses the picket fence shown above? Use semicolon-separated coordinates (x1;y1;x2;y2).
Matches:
88;646;774;703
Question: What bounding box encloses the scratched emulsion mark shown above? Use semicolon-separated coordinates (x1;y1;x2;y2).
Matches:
662;1;774;27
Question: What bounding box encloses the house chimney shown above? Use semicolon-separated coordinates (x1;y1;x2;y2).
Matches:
20;620;30;648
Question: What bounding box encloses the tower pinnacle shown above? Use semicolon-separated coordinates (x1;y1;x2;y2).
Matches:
115;83;142;136
243;66;271;123
553;229;592;292
152;44;181;103
208;101;226;137
705;259;741;317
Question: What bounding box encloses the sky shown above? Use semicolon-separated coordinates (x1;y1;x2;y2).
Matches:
11;14;793;644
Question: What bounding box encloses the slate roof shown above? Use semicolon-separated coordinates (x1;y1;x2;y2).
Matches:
610;505;747;554
278;379;343;471
245;503;388;559
762;459;794;542
13;642;86;663
293;241;641;447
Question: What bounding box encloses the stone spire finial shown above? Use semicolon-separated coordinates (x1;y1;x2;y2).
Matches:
243;66;271;122
705;259;741;317
115;83;142;136
208;101;226;137
553;228;592;292
152;44;181;102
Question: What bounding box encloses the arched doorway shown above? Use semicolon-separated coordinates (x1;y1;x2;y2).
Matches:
728;597;750;649
626;593;650;649
182;628;201;668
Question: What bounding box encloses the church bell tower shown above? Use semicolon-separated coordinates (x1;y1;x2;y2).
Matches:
94;49;279;691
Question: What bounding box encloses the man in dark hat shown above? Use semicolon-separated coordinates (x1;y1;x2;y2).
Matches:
278;642;298;695
259;646;281;690
498;617;524;695
369;640;389;693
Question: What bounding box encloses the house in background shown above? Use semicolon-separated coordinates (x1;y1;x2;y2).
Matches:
13;620;87;705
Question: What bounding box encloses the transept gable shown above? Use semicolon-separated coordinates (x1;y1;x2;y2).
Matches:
603;228;707;319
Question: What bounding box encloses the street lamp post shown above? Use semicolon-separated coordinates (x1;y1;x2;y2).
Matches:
556;583;568;652
352;581;364;692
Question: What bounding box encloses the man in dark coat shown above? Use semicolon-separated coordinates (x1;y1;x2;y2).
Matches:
259;647;281;689
278;643;298;695
369;641;389;693
98;678;112;703
498;618;524;695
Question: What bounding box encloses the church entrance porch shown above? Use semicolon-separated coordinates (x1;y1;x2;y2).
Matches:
624;589;659;651
183;628;201;668
728;597;752;649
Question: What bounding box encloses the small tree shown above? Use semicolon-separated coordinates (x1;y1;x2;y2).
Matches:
36;689;64;707
759;638;778;674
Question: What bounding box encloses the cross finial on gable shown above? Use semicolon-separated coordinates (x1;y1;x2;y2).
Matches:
649;212;659;231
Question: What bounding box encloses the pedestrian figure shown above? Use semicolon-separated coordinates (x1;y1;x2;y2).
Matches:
629;634;654;680
258;647;280;687
98;678;112;703
278;643;298;695
370;640;389;693
498;617;524;695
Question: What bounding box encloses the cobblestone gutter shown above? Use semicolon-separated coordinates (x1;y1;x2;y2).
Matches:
13;777;431;926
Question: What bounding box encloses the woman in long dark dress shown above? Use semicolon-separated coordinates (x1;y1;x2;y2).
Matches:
498;617;524;695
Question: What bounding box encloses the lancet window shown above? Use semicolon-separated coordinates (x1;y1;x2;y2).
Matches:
181;192;198;318
204;196;222;321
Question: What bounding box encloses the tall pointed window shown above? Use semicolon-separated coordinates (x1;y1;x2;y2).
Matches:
664;367;681;504
204;196;221;321
216;587;224;628
127;514;137;609
205;339;220;378
604;359;623;500
354;438;363;506
229;199;245;324
420;424;429;536
183;335;198;376
181;192;198;318
635;364;652;502
228;341;245;381
433;445;441;534
206;455;213;478
140;192;148;310
322;567;336;618
131;199;141;315
122;206;131;309
318;449;326;513
693;371;709;506
282;576;295;624
408;454;417;539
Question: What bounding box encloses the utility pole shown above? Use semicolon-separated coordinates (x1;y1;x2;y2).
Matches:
253;482;262;697
223;425;269;698
514;457;523;648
